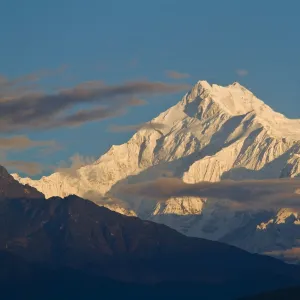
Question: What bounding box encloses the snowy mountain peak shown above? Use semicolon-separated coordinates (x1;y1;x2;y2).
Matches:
11;80;300;261
196;80;212;90
181;80;300;139
194;80;249;93
187;80;264;116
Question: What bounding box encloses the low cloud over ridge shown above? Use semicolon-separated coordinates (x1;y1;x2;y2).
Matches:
120;177;300;211
56;153;96;177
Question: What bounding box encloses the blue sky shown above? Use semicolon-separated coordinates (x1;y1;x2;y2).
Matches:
1;0;300;176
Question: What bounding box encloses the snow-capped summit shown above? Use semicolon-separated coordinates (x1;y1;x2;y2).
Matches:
187;80;261;116
13;80;300;261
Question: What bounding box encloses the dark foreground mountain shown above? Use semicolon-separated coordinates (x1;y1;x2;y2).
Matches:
1;251;219;300
1;195;300;299
240;286;300;300
0;165;43;200
1;166;300;299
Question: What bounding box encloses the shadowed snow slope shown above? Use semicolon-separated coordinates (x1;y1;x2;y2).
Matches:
13;80;300;261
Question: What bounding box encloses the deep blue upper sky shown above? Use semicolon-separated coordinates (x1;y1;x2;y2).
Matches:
1;0;300;175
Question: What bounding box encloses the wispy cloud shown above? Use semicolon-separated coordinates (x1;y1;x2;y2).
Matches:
119;177;300;211
236;69;249;77
0;70;189;176
0;135;57;151
2;160;45;176
108;122;168;133
165;70;190;79
0;135;59;176
54;106;125;129
0;79;190;133
2;153;93;177
0;65;66;100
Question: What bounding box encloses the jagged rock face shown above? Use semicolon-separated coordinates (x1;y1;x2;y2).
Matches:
12;80;300;259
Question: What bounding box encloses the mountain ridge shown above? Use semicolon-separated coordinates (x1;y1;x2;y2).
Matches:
12;80;300;261
2;164;300;299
